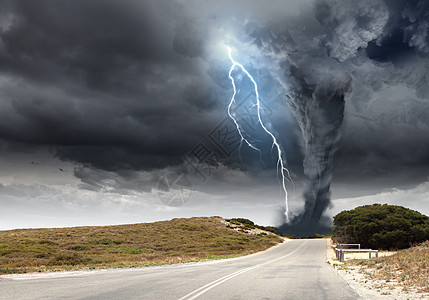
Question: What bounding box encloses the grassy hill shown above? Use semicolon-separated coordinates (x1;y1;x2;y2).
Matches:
0;216;283;274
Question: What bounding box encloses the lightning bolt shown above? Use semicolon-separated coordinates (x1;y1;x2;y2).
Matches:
226;46;292;223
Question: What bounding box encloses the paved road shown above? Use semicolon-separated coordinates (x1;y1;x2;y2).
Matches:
0;239;359;299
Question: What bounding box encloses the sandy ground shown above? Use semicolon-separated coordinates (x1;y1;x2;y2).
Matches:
326;239;429;300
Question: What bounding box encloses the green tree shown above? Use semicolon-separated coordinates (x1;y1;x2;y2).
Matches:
333;204;429;250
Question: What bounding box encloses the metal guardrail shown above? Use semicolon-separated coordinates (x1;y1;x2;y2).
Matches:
334;244;378;262
337;243;360;249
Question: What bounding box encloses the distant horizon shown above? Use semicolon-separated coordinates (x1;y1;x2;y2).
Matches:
2;198;429;231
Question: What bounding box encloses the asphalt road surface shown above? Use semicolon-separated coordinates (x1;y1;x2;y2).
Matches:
0;239;360;299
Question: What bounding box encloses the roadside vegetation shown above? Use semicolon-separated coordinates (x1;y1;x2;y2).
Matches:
346;240;429;293
0;216;282;274
225;218;280;234
333;204;429;250
283;232;332;239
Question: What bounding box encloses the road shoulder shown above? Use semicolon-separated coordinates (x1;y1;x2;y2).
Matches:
326;239;429;300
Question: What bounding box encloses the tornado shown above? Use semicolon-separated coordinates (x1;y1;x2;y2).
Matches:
269;0;381;235
246;0;427;234
280;68;351;235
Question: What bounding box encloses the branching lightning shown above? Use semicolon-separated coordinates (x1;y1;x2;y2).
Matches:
226;46;292;222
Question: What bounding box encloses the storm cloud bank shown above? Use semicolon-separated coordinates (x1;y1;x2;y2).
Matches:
0;0;224;174
0;0;429;229
244;0;429;233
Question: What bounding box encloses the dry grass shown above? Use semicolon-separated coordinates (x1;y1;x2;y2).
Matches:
347;240;429;293
0;217;283;274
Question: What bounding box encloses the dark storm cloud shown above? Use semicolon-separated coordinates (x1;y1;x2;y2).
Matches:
1;0;428;201
74;166;158;194
0;0;308;195
0;0;226;174
261;0;429;183
330;0;429;184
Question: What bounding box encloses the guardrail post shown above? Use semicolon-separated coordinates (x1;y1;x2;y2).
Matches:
335;248;379;261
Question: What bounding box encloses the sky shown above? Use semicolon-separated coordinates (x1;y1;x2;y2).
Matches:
0;0;429;230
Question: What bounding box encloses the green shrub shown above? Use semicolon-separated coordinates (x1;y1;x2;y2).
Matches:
178;223;205;231
25;245;56;253
119;248;143;255
107;247;154;254
18;238;39;245
333;204;429;250
230;218;255;226
0;244;20;256
39;240;58;245
225;219;240;225
97;238;113;245
69;245;91;251
112;239;125;245
257;226;280;235
226;218;280;234
49;253;91;266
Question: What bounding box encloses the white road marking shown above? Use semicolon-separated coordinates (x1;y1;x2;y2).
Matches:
178;240;309;300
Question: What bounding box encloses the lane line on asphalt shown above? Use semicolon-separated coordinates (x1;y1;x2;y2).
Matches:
178;240;309;300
